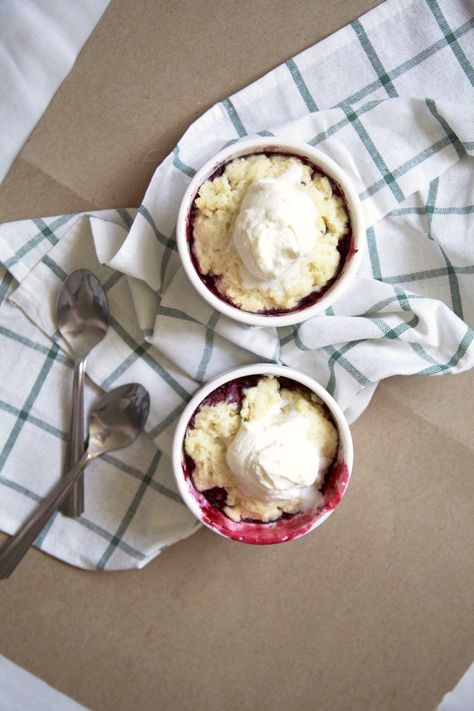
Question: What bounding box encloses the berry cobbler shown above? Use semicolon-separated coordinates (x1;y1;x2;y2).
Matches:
189;153;351;314
184;374;339;523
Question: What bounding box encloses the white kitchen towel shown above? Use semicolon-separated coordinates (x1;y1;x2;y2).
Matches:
0;0;110;183
0;0;473;571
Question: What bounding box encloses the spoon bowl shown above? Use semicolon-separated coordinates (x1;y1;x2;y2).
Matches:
57;269;109;360
88;383;151;457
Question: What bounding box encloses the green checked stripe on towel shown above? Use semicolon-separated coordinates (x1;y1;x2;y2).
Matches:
0;0;473;571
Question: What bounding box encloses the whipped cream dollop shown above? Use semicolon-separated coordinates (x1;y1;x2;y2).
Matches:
226;403;325;502
232;166;319;287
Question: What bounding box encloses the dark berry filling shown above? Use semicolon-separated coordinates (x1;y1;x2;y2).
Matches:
186;151;355;316
202;486;228;510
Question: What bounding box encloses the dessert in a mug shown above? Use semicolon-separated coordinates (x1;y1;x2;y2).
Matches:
184;374;339;523
189;152;351;314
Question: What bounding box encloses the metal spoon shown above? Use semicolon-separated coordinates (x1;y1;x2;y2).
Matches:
0;383;150;579
57;269;109;517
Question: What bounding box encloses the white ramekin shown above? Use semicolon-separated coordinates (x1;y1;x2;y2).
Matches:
172;364;353;545
176;136;365;328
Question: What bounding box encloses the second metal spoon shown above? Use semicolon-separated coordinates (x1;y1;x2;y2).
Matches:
0;383;150;579
56;269;109;517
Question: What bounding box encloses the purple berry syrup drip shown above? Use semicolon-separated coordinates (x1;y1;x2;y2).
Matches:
186;152;356;316
183;375;350;543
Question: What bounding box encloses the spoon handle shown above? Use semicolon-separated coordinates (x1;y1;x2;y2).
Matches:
61;358;87;517
0;451;92;579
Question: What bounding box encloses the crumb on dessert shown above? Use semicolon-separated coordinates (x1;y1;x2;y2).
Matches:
191;153;349;313
184;375;339;523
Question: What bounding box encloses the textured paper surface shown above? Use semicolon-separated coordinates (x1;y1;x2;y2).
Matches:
0;1;473;711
